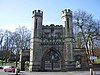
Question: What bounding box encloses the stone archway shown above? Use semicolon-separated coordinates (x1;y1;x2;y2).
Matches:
75;55;82;68
19;50;30;71
41;47;63;71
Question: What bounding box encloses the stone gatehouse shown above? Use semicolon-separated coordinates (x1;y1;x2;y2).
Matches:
19;9;87;72
29;9;76;71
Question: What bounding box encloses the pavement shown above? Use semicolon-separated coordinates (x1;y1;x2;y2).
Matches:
0;70;100;75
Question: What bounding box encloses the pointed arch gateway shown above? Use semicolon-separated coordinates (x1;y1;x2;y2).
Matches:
41;47;64;71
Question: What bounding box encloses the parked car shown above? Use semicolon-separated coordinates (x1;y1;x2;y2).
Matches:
3;66;20;73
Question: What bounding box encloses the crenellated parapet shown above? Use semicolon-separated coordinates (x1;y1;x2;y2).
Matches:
32;10;43;17
61;9;72;18
42;24;63;29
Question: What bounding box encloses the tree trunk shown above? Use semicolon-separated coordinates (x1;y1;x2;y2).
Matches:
15;55;18;67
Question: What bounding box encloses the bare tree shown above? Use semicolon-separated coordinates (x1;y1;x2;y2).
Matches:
15;26;30;50
0;29;5;50
13;26;31;67
73;10;100;64
2;30;14;64
0;26;31;66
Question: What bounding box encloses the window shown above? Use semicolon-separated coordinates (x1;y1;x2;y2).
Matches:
45;32;49;38
67;18;69;29
35;19;37;28
55;32;61;37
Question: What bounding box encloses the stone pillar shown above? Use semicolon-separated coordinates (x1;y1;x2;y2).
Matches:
19;50;25;71
61;9;75;70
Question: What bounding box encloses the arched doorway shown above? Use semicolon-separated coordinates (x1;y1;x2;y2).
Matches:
41;48;63;71
75;55;82;68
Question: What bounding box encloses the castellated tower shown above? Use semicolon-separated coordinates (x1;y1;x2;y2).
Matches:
29;10;43;71
61;9;75;70
29;9;75;71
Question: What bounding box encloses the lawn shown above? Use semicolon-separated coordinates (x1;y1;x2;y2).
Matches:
93;59;100;64
0;61;15;66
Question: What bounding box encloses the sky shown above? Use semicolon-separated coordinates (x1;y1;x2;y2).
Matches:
0;0;100;32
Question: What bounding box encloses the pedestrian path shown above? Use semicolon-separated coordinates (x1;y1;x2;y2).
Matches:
23;71;90;75
0;70;100;75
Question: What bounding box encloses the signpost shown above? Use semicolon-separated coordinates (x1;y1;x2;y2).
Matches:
89;56;97;75
90;56;97;60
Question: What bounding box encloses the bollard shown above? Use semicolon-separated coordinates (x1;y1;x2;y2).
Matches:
15;68;18;75
93;70;96;75
90;68;93;75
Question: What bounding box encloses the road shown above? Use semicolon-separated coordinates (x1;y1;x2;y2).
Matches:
0;70;100;75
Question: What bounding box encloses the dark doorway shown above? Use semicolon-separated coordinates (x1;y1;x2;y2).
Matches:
42;49;62;71
20;56;29;71
75;55;82;68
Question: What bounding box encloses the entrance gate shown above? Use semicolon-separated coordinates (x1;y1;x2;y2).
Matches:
42;49;62;71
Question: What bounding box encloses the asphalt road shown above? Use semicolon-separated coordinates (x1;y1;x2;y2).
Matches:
0;70;26;75
0;69;100;75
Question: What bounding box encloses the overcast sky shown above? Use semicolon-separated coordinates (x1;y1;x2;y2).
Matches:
0;0;100;31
